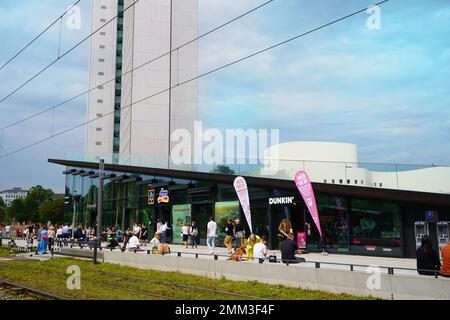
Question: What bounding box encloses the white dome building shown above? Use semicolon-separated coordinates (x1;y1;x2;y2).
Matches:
261;141;450;194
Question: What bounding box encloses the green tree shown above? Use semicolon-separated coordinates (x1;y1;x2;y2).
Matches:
24;186;54;223
6;198;26;223
39;198;65;225
211;165;235;175
0;197;7;222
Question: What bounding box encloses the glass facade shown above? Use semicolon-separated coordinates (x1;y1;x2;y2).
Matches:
350;199;401;256
63;166;444;258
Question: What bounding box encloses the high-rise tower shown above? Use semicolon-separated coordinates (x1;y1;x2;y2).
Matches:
85;0;198;167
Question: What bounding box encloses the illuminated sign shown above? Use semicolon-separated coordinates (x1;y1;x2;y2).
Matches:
425;210;438;222
269;197;294;205
148;189;155;205
157;188;169;204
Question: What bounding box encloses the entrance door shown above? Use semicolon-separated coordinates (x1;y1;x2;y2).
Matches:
192;203;213;244
155;205;172;242
270;204;305;249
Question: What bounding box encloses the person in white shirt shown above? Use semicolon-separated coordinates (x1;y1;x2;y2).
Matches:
181;223;190;249
206;216;217;254
133;224;141;238
127;234;140;251
160;222;170;243
156;220;162;232
253;236;268;262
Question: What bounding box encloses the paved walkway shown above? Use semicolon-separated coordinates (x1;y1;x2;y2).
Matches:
4;240;422;276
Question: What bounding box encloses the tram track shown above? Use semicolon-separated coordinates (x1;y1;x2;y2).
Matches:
0;262;179;300
0;260;272;300
0;278;67;300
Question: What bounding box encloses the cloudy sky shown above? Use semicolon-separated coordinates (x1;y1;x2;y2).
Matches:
0;0;449;192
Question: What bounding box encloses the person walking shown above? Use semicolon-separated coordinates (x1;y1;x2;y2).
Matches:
47;226;56;252
181;223;190;249
189;221;199;249
5;224;10;238
206;216;217;254
416;236;441;276
234;219;245;249
155;219;162;233
160;221;170;244
224;219;235;254
36;226;49;255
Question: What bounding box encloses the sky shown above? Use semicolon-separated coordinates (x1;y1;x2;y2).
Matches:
0;0;449;192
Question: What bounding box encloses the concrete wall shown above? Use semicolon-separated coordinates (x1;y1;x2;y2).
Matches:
63;249;450;300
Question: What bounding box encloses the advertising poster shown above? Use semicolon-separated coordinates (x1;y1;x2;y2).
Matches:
172;204;191;244
215;201;240;244
297;232;307;249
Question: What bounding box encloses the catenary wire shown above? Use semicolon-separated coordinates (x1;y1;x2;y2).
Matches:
0;0;141;106
0;0;82;72
0;0;275;131
0;0;391;160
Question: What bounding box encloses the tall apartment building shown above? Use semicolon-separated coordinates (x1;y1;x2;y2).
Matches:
85;0;198;167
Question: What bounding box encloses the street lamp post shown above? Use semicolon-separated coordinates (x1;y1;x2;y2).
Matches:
72;191;77;239
94;159;104;264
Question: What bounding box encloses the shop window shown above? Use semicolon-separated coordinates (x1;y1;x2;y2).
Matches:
306;195;349;253
350;199;401;256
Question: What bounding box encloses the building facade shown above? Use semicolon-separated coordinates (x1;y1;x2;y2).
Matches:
85;0;198;167
0;188;29;207
51;159;450;259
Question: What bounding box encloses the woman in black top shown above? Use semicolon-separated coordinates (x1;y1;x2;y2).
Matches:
416;236;441;276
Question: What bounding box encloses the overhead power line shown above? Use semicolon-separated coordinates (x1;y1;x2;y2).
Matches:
0;0;275;131
0;0;391;160
0;0;82;72
0;0;141;106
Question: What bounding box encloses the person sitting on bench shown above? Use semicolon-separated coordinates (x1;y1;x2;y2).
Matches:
280;233;305;265
127;233;140;251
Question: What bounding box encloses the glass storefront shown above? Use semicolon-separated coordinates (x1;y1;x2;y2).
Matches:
63;166;410;257
350;199;401;256
307;195;350;253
